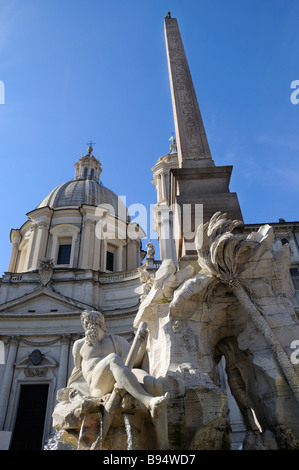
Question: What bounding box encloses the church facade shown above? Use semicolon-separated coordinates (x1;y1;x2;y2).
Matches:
0;15;298;450
0;144;148;449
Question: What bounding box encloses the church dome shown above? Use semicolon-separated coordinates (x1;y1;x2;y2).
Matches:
37;179;129;221
36;145;129;222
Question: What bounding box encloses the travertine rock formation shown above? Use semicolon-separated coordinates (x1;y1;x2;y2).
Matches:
52;212;299;450
134;212;299;449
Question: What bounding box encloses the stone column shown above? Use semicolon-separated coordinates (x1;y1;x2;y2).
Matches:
158;206;176;261
161;173;167;201
127;240;138;270
31;221;48;270
136;239;141;267
94;213;107;271
8;230;21;272
0;337;19;430
101;238;108;271
116;245;123;272
23;223;37;271
89;220;96;269
81;219;92;268
156;174;162;203
70;232;79;267
93;223;101;270
55;335;70;400
68;334;82;378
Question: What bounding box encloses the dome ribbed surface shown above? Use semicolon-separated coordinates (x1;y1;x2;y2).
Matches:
37;179;128;221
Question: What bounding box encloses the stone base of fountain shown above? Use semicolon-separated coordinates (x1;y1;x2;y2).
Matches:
50;390;158;450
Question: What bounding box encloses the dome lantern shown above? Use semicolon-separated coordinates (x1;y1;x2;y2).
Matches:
36;143;129;222
74;143;102;182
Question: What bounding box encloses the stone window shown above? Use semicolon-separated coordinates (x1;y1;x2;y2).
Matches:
49;226;80;268
57;244;72;265
106;251;114;271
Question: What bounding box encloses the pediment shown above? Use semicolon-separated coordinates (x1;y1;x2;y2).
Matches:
16;351;57;368
0;287;94;315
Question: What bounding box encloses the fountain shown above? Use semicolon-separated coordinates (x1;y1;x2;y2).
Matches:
50;213;299;450
123;414;133;450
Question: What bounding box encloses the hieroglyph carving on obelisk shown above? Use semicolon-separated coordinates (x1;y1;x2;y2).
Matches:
164;17;213;167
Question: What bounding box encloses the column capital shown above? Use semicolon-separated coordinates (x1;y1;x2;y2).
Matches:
59;334;71;344
7;335;20;346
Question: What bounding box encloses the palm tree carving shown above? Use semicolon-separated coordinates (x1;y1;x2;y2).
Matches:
195;212;299;405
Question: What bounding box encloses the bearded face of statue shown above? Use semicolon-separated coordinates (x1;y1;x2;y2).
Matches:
81;311;107;346
85;323;99;346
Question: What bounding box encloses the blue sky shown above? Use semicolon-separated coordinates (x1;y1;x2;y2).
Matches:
0;0;299;275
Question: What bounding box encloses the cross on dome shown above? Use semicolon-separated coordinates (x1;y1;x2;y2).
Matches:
86;141;96;155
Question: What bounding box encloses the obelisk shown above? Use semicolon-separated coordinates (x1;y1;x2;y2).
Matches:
164;15;213;168
164;14;243;262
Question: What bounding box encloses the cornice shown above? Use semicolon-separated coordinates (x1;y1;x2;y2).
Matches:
244;221;299;231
